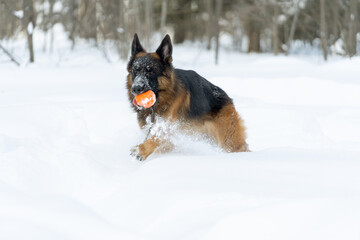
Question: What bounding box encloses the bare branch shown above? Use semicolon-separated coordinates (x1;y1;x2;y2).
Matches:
0;43;21;66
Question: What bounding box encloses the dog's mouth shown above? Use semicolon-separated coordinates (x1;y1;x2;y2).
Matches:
132;90;157;109
132;92;145;107
132;97;139;106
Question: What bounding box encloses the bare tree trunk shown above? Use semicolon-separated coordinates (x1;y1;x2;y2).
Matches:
330;0;340;46
205;0;213;50
247;21;261;53
160;0;167;35
132;0;142;34
41;0;47;52
285;2;299;55
22;0;36;63
78;0;97;43
348;0;358;57
144;0;153;49
95;0;101;46
272;0;279;55
103;0;121;57
244;4;262;53
0;2;4;38
48;0;55;53
320;0;328;60
50;25;54;53
49;0;55;54
214;0;222;64
69;0;78;50
173;0;189;44
119;0;128;59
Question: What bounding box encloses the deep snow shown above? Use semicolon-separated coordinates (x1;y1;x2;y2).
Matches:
1;39;360;239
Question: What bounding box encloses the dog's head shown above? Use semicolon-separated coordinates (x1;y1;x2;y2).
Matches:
127;34;173;99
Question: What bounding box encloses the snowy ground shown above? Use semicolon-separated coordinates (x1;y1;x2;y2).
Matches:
1;39;360;240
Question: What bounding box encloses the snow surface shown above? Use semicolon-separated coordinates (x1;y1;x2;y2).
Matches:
1;38;360;240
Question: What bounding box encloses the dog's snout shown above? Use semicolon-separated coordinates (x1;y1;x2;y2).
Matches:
132;76;149;95
132;84;145;95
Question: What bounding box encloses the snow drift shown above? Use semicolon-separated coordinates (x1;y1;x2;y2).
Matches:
1;43;360;239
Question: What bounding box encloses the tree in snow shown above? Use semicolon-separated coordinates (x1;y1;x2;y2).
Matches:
22;0;36;63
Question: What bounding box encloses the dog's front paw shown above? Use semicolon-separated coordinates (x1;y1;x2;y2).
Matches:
130;145;151;161
130;138;159;161
130;145;144;161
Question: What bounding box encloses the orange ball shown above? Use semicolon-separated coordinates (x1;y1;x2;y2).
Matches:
135;90;156;108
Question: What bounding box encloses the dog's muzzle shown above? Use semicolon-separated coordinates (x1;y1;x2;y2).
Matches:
131;76;150;96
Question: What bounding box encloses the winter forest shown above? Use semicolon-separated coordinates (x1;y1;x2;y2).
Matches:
1;1;360;240
0;0;359;64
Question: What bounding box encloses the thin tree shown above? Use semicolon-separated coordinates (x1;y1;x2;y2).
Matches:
48;0;55;53
214;0;222;64
320;0;328;60
69;0;78;50
119;0;128;59
144;0;153;49
348;0;358;57
133;0;141;35
272;0;279;55
22;0;36;63
205;0;214;50
285;1;299;55
160;0;167;35
330;0;340;46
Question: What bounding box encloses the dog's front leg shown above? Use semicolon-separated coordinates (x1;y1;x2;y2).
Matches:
131;136;174;161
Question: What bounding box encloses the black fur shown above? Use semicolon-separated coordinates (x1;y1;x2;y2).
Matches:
130;55;162;96
156;35;173;63
174;69;232;118
131;33;144;57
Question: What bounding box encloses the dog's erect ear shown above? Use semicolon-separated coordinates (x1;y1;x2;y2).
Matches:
156;34;172;63
131;33;145;56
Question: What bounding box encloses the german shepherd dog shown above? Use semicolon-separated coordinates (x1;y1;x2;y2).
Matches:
127;34;249;160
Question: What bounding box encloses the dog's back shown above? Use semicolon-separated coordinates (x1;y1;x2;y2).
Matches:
174;69;232;118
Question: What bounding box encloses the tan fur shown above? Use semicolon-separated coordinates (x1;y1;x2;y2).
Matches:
174;104;249;153
209;104;249;152
150;53;160;60
131;136;174;160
